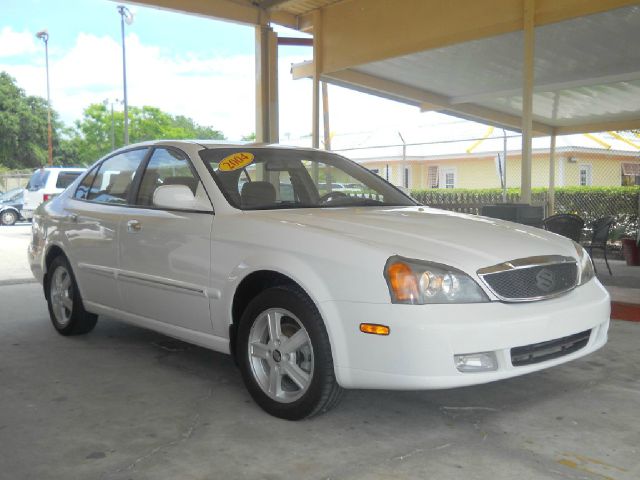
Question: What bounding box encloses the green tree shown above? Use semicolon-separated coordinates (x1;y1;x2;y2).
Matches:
68;103;226;165
0;72;64;169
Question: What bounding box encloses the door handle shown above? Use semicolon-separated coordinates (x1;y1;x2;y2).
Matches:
127;219;142;233
66;213;78;223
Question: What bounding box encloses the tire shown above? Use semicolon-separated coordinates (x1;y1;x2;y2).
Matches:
237;285;344;420
46;255;98;336
1;210;17;226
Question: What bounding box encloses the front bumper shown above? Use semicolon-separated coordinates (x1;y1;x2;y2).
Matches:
320;279;610;389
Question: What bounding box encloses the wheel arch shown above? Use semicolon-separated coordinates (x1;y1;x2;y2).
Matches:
229;270;299;360
222;252;343;367
42;244;68;299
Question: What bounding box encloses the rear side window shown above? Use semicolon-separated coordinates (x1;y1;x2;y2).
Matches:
55;171;82;189
84;149;148;205
26;169;50;191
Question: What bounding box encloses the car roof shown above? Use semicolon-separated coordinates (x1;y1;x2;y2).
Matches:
35;167;86;172
109;140;323;155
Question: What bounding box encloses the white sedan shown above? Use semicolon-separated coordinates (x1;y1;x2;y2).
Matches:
28;141;610;419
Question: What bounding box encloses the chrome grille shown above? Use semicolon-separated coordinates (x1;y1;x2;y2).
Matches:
511;330;592;366
477;255;578;302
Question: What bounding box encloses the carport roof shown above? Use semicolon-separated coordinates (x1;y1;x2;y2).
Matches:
130;0;640;135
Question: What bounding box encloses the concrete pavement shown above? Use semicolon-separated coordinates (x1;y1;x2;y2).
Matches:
1;224;640;479
1;282;639;479
0;224;34;284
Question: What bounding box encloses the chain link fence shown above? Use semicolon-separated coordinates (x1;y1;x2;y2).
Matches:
0;173;31;193
336;129;640;244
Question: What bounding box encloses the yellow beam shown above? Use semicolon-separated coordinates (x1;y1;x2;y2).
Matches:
609;131;640;150
127;0;297;27
318;0;637;74
556;119;640;135
466;126;495;153
317;69;552;135
291;60;314;80
583;133;611;149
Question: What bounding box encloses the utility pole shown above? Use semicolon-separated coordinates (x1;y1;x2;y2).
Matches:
36;30;53;165
117;5;134;145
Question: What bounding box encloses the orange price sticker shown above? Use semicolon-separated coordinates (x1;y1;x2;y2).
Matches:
219;152;255;172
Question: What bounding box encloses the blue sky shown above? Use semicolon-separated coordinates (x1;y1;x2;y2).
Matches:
2;0;255;58
0;0;461;143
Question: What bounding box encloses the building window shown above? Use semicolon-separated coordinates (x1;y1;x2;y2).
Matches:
621;163;640;186
445;172;455;189
427;166;439;188
579;164;592;186
440;167;456;189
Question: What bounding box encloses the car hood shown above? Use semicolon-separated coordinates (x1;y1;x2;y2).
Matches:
249;206;577;273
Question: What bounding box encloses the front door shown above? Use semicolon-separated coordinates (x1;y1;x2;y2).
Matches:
118;147;214;334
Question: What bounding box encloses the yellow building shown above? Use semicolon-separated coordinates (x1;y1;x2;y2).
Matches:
358;147;640;190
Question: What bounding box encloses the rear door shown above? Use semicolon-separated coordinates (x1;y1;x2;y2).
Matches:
64;149;149;309
117;147;214;334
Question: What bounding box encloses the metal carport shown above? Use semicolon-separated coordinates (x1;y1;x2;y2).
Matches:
129;0;640;205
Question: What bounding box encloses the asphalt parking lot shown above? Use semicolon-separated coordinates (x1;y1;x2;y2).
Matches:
1;225;639;479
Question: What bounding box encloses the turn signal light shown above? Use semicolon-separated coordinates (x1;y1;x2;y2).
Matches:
360;323;390;336
386;261;418;302
43;194;52;202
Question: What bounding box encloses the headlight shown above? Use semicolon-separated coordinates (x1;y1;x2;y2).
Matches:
573;242;595;285
384;256;489;304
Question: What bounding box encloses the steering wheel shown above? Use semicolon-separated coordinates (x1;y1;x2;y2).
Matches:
318;191;348;204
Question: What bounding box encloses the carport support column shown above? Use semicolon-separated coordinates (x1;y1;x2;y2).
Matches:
548;130;557;215
311;10;323;183
255;24;279;144
520;0;535;204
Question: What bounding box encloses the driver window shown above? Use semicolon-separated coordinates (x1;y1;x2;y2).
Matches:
136;148;210;210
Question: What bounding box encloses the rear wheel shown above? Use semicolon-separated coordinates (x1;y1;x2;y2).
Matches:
1;210;17;226
237;286;343;420
46;255;98;336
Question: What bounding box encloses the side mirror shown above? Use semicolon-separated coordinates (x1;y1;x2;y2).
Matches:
152;184;212;211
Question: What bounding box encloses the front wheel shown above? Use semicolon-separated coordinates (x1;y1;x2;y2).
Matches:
46;255;98;336
1;210;17;226
237;286;343;420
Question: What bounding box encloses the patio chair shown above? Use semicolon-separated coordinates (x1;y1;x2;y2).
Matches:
588;216;615;276
542;213;584;242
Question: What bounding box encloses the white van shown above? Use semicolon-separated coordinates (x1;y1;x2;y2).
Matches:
21;167;85;220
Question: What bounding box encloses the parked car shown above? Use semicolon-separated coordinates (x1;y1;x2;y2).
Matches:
21;167;85;221
28;142;609;420
0;187;25;226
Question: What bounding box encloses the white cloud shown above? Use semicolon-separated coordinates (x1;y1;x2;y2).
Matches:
0;27;39;57
0;31;442;142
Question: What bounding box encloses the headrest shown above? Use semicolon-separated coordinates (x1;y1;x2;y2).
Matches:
241;181;276;208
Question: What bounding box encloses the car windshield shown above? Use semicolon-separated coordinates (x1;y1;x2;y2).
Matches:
200;148;416;210
0;188;23;203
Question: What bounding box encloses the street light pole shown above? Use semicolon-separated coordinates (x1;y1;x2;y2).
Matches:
117;5;134;145
36;30;53;166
